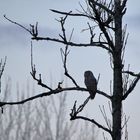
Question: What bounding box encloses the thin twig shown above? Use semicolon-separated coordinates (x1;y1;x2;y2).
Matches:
0;56;7;94
99;105;112;130
4;15;31;33
88;0;114;15
50;9;96;20
4;15;112;53
30;42;52;91
122;71;140;77
59;18;79;88
4;15;39;37
121;115;130;129
69;97;112;135
88;0;115;51
122;75;140;100
71;115;112;135
122;71;140;100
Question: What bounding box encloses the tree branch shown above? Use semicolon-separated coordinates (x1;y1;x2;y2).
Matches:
0;86;111;107
97;90;111;99
122;71;140;100
0;56;7;94
59;23;80;87
0;56;7;80
4;14;113;53
50;8;114;53
122;71;140;77
88;0;114;15
32;36;112;52
70;99;112;135
60;46;80;88
121;0;127;15
122;76;140;100
0;87;82;107
50;9;96;20
88;1;115;51
4;15;38;38
73;116;112;135
30;42;53;91
99;105;112;130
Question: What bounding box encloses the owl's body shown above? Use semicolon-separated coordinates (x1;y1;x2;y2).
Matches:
84;71;97;99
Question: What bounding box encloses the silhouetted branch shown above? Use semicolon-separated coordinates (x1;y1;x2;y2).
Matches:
88;0;114;15
121;115;130;129
30;42;52;91
60;23;80;87
0;86;111;107
122;71;140;77
50;9;96;20
0;87;81;107
121;0;127;9
97;90;111;99
51;8;114;53
124;115;129;140
122;71;140;100
70;97;90;118
0;42;110;107
33;36;111;51
70;99;112;135
4;13;112;53
0;56;7;80
4;15;38;38
0;56;7;94
122;76;140;100
4;15;30;32
99;105;112;131
122;65;130;95
61;46;79;87
121;0;127;15
32;11;111;52
74;116;112;135
88;1;115;51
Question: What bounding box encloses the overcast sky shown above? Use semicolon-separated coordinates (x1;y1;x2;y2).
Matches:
0;0;140;139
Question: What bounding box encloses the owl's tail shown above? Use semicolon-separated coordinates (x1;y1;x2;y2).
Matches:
89;91;96;100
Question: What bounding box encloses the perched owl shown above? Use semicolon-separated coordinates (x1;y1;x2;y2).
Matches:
84;71;97;99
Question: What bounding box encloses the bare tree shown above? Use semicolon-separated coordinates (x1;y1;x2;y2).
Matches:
0;81;96;140
1;0;140;140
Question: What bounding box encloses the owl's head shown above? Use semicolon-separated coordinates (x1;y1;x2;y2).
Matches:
84;70;93;78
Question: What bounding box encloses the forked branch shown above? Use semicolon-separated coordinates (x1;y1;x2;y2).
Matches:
30;42;52;91
88;0;114;15
99;105;112;131
4;15;38;38
122;71;140;100
4;13;112;53
70;98;112;135
60;24;80;87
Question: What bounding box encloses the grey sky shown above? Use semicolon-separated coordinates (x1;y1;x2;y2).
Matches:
0;0;140;139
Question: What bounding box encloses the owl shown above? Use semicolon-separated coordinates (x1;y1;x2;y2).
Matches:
84;71;97;99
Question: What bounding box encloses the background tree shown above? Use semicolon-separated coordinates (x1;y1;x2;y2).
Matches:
0;80;97;140
1;0;140;140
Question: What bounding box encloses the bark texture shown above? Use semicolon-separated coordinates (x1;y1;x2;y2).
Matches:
112;0;123;140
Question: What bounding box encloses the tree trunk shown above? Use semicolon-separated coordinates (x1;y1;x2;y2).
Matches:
112;0;123;140
112;54;123;140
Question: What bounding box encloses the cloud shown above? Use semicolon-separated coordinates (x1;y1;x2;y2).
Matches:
0;24;30;47
0;24;59;48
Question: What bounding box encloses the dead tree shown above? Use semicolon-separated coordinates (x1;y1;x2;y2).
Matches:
1;0;140;140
